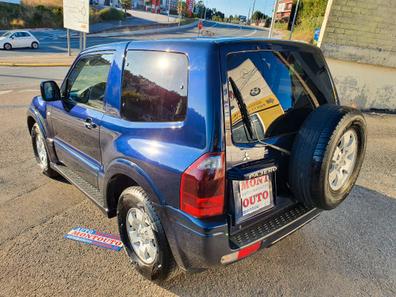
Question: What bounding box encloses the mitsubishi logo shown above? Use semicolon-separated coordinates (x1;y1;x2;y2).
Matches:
243;151;250;161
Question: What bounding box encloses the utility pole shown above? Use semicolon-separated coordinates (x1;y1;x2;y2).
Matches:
178;0;181;26
167;0;171;23
66;29;71;56
289;0;300;40
83;32;86;50
79;32;83;51
269;0;279;38
251;0;256;18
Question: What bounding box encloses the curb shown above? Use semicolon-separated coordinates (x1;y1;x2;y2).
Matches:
0;62;72;67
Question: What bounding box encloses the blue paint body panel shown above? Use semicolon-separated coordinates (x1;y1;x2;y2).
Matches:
27;38;336;271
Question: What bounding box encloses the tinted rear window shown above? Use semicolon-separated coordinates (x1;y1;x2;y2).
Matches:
121;51;188;122
227;49;336;144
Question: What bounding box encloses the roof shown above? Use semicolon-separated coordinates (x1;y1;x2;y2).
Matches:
84;37;317;54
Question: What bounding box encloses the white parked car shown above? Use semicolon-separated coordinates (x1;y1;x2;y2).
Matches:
0;30;40;50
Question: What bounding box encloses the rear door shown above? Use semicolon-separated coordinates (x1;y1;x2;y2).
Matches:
220;43;338;226
18;32;32;47
49;53;113;187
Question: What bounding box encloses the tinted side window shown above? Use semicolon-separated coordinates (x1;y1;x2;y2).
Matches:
121;51;188;122
66;54;113;110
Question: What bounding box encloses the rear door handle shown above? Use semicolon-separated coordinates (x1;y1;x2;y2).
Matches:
84;118;97;129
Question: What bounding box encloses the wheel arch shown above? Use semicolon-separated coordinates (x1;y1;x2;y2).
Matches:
27;108;47;137
103;159;164;218
27;115;36;135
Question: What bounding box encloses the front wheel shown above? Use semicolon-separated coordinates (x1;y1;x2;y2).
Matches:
31;42;39;49
4;43;12;50
31;123;58;178
117;186;177;281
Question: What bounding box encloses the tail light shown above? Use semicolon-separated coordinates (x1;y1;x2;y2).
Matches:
180;152;225;218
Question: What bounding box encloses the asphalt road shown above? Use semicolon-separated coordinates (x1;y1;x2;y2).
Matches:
0;64;395;297
0;21;267;56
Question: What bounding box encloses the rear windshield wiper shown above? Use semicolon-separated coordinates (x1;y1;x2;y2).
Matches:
228;76;291;156
229;76;254;139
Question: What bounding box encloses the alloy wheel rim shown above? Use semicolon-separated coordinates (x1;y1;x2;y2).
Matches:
126;208;157;264
328;129;358;191
36;133;47;168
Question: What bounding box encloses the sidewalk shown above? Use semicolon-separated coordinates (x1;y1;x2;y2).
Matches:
62;15;193;39
89;12;178;34
90;19;197;38
0;54;76;67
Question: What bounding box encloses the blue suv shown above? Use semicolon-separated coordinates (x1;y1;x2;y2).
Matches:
27;38;367;280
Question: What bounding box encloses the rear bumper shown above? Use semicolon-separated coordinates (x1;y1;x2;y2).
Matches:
160;203;321;271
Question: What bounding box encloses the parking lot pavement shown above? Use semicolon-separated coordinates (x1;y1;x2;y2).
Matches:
0;21;266;60
0;67;395;297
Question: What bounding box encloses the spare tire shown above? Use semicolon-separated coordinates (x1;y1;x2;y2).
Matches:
289;104;367;210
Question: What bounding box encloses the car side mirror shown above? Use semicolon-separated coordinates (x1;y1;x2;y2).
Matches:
40;81;61;101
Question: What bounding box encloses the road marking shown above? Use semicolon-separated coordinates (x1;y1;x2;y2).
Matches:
0;89;38;95
17;89;38;93
246;29;258;37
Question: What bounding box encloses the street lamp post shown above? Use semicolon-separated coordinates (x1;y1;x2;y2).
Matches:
289;0;300;40
251;0;256;18
168;0;171;23
269;0;279;38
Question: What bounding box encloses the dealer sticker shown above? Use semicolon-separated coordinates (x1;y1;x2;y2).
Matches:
239;175;273;217
64;227;123;251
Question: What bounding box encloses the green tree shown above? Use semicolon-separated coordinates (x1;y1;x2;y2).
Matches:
251;10;264;21
119;0;131;16
295;0;328;31
194;0;205;18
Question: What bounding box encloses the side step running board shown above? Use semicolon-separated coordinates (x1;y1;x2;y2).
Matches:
53;164;107;213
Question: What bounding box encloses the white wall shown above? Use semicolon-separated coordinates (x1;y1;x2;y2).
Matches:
327;58;396;111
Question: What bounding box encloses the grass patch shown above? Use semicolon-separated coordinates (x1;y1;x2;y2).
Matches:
0;3;62;29
0;3;127;30
274;0;327;43
21;0;62;7
91;7;125;22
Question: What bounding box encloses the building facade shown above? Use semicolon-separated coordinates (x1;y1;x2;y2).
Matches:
132;0;176;12
275;0;293;22
318;0;396;110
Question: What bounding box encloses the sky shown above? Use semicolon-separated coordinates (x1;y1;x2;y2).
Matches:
203;0;276;18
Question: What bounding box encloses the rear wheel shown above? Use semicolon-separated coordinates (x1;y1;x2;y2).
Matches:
4;43;11;50
117;186;177;281
31;42;39;49
289;104;367;210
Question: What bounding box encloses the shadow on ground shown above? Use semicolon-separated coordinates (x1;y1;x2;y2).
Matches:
158;185;395;297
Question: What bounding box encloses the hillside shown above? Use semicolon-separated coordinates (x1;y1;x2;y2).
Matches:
21;0;63;7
